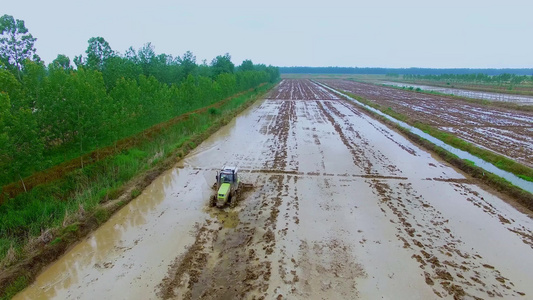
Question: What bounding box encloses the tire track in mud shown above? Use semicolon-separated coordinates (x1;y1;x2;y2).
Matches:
324;100;406;175
450;183;533;250
157;87;301;299
315;101;374;174
270;79;341;100
296;238;365;299
265;94;371;298
263;100;296;172
268;175;365;299
265;175;302;298
157;175;287;299
316;100;404;176
367;179;526;299
338;101;418;157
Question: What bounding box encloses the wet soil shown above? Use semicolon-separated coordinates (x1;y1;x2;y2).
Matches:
15;79;533;300
320;80;533;167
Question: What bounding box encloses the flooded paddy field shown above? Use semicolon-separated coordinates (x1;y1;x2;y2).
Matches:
15;79;533;299
381;81;533;104
320;80;533;167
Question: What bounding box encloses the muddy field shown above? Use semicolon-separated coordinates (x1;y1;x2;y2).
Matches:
381;81;533;104
15;79;533;299
319;80;533;167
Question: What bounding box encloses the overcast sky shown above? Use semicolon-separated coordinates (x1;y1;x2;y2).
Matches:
4;0;533;68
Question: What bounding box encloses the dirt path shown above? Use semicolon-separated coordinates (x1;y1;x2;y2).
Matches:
15;79;533;299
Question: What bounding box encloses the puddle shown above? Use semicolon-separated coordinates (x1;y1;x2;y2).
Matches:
208;209;240;228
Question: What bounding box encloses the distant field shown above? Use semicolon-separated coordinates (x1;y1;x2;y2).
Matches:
319;79;533;170
281;73;533;96
281;73;388;82
395;79;533;96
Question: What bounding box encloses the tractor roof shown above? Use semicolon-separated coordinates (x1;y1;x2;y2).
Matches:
222;166;237;173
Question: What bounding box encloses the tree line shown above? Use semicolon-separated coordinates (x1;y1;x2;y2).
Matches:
280;66;533;76
0;14;280;187
397;73;533;85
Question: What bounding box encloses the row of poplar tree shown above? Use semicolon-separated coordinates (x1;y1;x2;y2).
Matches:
0;14;280;186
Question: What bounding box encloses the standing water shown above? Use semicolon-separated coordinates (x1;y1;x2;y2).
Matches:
381;81;533;104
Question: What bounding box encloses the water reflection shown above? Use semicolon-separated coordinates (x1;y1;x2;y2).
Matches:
14;167;185;300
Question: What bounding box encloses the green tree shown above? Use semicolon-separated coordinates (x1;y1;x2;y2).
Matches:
124;46;137;61
67;69;109;159
178;74;199;112
266;65;280;83
50;54;72;70
238;59;254;72
215;73;237;98
151;53;175;85
0;67;23;105
7;106;43;181
137;42;156;76
108;77;141;139
0;89;43;184
73;54;84;69
85;36;114;71
178;51;197;78
38;66;71;148
102;56;142;90
41;68;109;160
0;14;38;81
210;53;234;77
197;59;212;78
21;60;46;109
0;41;277;186
0;92;11;182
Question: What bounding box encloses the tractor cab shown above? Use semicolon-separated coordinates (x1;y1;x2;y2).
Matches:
217;166;238;185
219;172;234;184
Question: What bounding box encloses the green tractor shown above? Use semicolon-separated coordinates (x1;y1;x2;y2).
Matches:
210;166;242;208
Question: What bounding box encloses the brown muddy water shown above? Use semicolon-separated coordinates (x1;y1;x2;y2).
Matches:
15;79;533;300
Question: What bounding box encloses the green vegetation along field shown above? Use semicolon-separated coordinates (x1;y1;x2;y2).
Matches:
0;14;279;296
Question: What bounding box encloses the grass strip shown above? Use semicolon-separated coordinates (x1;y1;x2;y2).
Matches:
0;82;276;299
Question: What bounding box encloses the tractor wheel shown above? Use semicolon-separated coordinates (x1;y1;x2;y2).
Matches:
230;191;239;208
209;195;216;207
